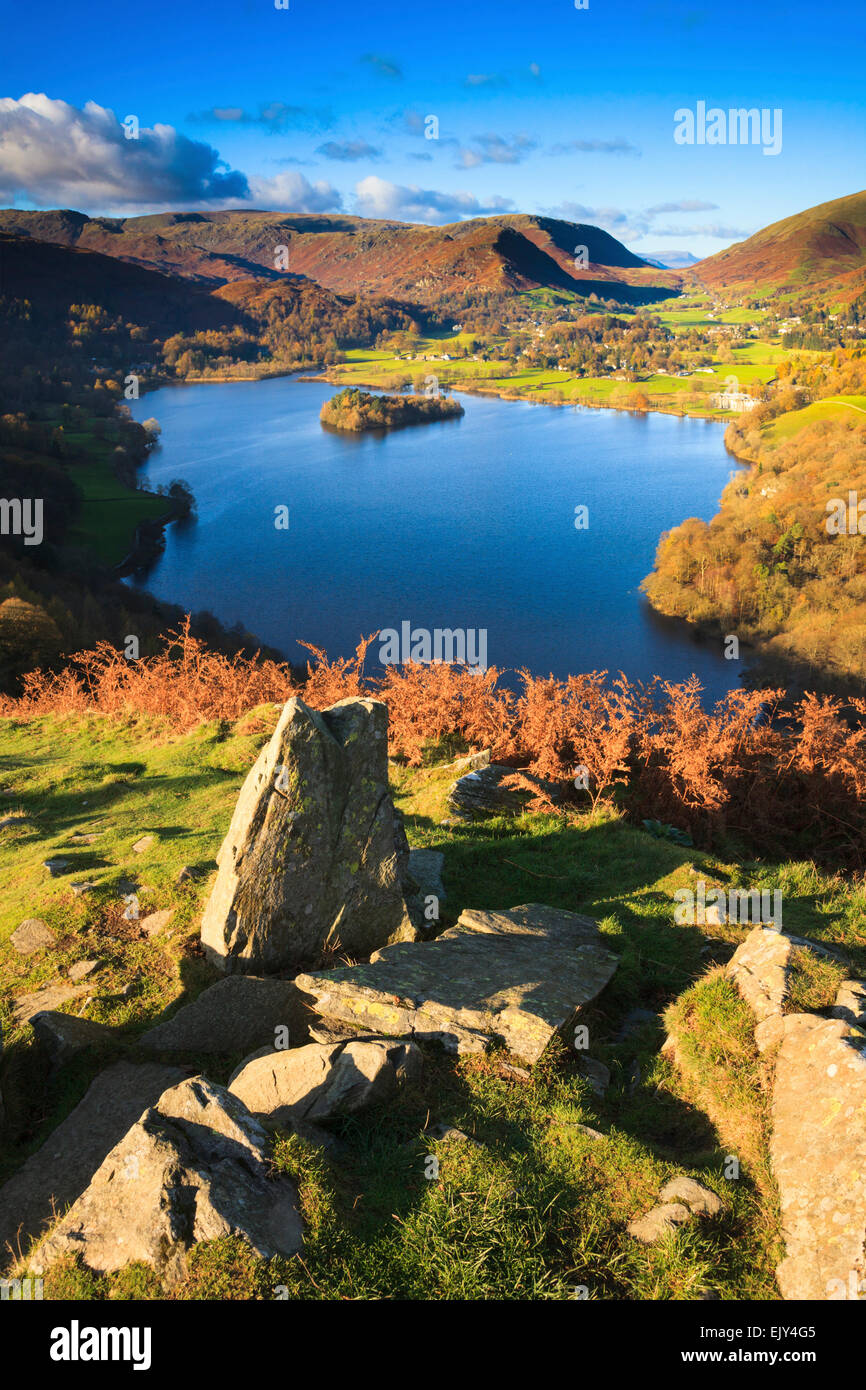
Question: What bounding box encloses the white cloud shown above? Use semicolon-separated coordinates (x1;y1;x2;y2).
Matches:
0;93;249;209
354;175;512;223
248;171;343;212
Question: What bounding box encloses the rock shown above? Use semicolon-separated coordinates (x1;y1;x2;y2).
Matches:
627;1202;691;1244
176;865;199;884
12;984;90;1028
29;1011;115;1068
727;925;793;1023
658;1176;724;1216
577;1056;610;1098
201;697;414;974
68;832;100;845
229;1037;422;1125
308;1019;366;1046
138;976;314;1054
26;1077;302;1282
771;1014;866;1300
71;883;98;898
446;764;560;820
498;1062;530;1080
0;814;28;831
423;1122;481;1145
832;979;866;1027
297;903;618;1065
574;1123;605;1140
10;919;57;955
42;858;70;877
402;848;447;932
132;836;156;854
67;959;99;982
0;1062;185;1268
450;750;491;774
140;909;173;939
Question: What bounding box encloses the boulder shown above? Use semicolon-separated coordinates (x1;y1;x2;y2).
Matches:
446;764;559;820
296;903;618;1065
30;1011;115;1069
627;1202;691;1244
403;848;446;931
26;1077;302;1282
657;1176;724;1216
0;1061;185;1269
138;976;314;1054
771;1014;866;1300
10;919;57;955
140;909;173;939
726;925;792;1024
229;1037;422;1125
200;697;414;974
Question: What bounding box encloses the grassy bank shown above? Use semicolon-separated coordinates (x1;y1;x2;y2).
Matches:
2;707;864;1298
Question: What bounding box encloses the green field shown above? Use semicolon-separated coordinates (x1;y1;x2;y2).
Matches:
764;394;866;441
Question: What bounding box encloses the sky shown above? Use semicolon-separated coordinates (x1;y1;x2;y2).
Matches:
0;0;863;260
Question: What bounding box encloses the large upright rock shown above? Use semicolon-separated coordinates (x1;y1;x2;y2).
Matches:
201;697;413;974
296;903;619;1064
26;1077;303;1283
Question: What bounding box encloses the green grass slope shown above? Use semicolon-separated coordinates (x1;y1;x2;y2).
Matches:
1;709;864;1298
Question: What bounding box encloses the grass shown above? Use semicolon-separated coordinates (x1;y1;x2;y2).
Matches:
3;709;864;1298
764;394;866;441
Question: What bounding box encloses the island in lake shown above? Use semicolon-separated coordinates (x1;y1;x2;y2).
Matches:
320;387;465;432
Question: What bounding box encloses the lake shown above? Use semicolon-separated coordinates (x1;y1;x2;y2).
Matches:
129;377;744;702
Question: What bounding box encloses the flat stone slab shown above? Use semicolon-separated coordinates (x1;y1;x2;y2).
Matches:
140;909;173;939
10;919;57;955
296;903;618;1064
771;1014;866;1300
727;925;792;1024
11;984;90;1027
0;1061;185;1268
138;976;315;1054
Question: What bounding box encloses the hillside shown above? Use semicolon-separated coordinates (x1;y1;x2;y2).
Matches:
692;190;866;303
0;208;680;307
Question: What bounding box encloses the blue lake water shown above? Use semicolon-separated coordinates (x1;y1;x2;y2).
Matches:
129;376;744;702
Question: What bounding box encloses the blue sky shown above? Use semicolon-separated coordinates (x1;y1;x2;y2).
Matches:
1;0;863;258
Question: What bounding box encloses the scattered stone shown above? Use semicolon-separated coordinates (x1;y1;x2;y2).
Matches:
627;1202;691;1244
446;764;559;820
12;984;90;1028
771;1014;866;1300
614;1008;659;1043
201;696;415;974
577;1056;610;1098
10;918;57;955
423;1122;481;1145
68;832;100;845
498;1062;531;1080
229;1037;422;1125
832;979;866;1028
138;976;314;1054
0;814;28;831
67;959;100;982
42;858;71;877
71;882;98;898
0;1061;185;1268
574;1123;605;1140
297;903;618;1065
176;865;198;884
132;836;156;854
449;750;491;774
140;909;173;939
29;1011;115;1068
658;1176;724;1216
121;893;140;922
26;1076;303;1282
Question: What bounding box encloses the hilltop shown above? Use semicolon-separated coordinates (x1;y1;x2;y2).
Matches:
692;190;866;303
0;208;679;307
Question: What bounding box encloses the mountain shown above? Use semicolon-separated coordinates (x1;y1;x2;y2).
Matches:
0;208;680;307
641;251;699;269
692;190;866;301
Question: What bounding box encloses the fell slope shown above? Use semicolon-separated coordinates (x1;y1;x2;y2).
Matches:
692;190;866;302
